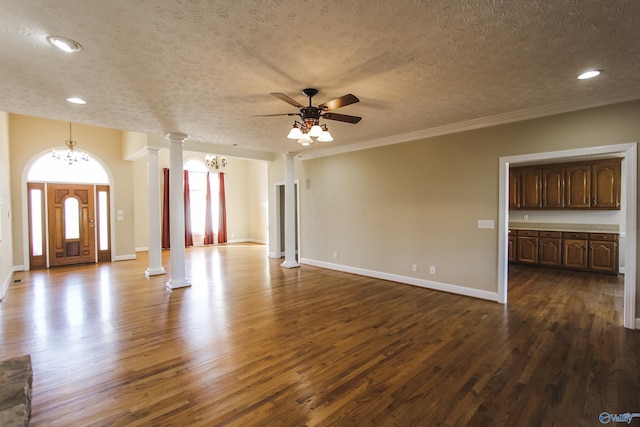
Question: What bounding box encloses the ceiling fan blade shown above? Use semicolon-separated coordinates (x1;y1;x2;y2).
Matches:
270;93;305;108
322;112;362;124
254;113;298;117
318;94;359;111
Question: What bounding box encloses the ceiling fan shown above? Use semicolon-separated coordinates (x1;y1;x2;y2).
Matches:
257;88;361;145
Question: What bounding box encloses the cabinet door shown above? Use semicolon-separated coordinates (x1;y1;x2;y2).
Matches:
509;169;520;209
563;239;588;269
565;164;591;208
542;166;565;208
517;237;538;264
508;235;516;262
591;159;621;209
539;238;562;266
519;168;542;209
589;241;618;273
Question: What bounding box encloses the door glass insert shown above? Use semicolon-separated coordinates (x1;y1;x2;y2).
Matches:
64;197;80;239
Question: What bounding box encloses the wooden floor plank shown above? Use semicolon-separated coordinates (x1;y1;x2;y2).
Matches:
1;244;638;426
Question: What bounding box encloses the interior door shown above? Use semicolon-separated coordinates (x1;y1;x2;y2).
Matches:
48;184;96;266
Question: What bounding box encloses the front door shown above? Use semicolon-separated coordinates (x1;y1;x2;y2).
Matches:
48;184;96;266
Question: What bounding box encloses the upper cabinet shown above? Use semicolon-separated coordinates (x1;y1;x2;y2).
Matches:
542;166;565;209
591;160;621;209
510;158;621;210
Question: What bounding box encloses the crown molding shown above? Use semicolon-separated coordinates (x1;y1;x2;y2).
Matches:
299;89;640;160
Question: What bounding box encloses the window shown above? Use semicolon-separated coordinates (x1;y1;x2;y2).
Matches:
30;188;43;256
28;152;109;184
184;159;219;244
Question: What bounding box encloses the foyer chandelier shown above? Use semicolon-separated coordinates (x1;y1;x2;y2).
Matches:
51;122;89;165
205;155;226;171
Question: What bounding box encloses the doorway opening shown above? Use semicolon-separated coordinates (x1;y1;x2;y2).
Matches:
275;181;299;259
499;143;637;329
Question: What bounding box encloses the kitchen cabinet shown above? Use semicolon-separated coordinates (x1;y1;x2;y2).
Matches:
508;231;516;262
516;230;538;264
588;233;618;274
538;231;562;267
562;232;588;270
510;158;621;211
510;229;618;275
509;169;520;209
591;160;621;209
519;168;542;209
565;165;591;208
541;167;565;208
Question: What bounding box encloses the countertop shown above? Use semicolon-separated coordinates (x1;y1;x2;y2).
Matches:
509;222;619;234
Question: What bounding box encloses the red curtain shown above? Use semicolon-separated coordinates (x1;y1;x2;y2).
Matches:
161;168;170;249
203;171;215;245
218;172;227;243
184;170;194;247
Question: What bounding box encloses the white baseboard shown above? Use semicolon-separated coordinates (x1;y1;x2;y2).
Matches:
300;258;499;302
226;238;267;245
113;254;136;261
1;272;10;302
636;318;640;330
1;266;25;302
135;247;149;252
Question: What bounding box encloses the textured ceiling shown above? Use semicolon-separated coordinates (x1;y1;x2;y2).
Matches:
1;0;639;158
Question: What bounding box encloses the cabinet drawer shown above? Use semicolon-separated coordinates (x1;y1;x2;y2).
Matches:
517;230;538;237
589;233;618;242
539;231;562;238
562;232;588;239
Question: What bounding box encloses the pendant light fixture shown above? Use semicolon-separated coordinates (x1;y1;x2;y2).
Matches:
52;122;89;165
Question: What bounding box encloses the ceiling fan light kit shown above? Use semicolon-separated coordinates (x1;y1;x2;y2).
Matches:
259;88;361;146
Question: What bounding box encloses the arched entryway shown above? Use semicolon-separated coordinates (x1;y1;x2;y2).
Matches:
25;151;112;269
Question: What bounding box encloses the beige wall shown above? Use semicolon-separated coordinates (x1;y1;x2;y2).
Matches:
0;112;14;299
9;114;136;265
269;100;640;309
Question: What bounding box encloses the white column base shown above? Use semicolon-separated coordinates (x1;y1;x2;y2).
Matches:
145;267;166;277
166;279;191;290
280;260;300;269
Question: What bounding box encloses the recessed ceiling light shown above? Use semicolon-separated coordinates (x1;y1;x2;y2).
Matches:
47;36;83;53
66;97;87;105
578;70;601;80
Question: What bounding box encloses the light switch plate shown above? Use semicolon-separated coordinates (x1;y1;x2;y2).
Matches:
477;219;495;229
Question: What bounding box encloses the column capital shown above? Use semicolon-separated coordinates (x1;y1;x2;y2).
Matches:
165;132;188;143
282;152;296;159
146;146;162;154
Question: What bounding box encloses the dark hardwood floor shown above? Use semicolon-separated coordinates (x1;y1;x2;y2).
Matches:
1;244;638;426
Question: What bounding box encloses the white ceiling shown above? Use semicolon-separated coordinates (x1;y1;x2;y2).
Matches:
1;0;639;158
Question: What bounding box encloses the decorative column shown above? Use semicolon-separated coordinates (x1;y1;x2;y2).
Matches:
165;133;190;289
145;147;165;277
281;153;300;268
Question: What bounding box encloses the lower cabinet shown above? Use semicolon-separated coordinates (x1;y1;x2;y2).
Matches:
539;231;562;267
510;229;618;274
589;233;619;274
516;232;538;264
508;231;516;262
562;233;588;270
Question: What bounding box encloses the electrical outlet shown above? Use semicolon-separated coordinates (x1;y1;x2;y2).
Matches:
412;264;417;272
429;266;436;274
333;251;338;259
